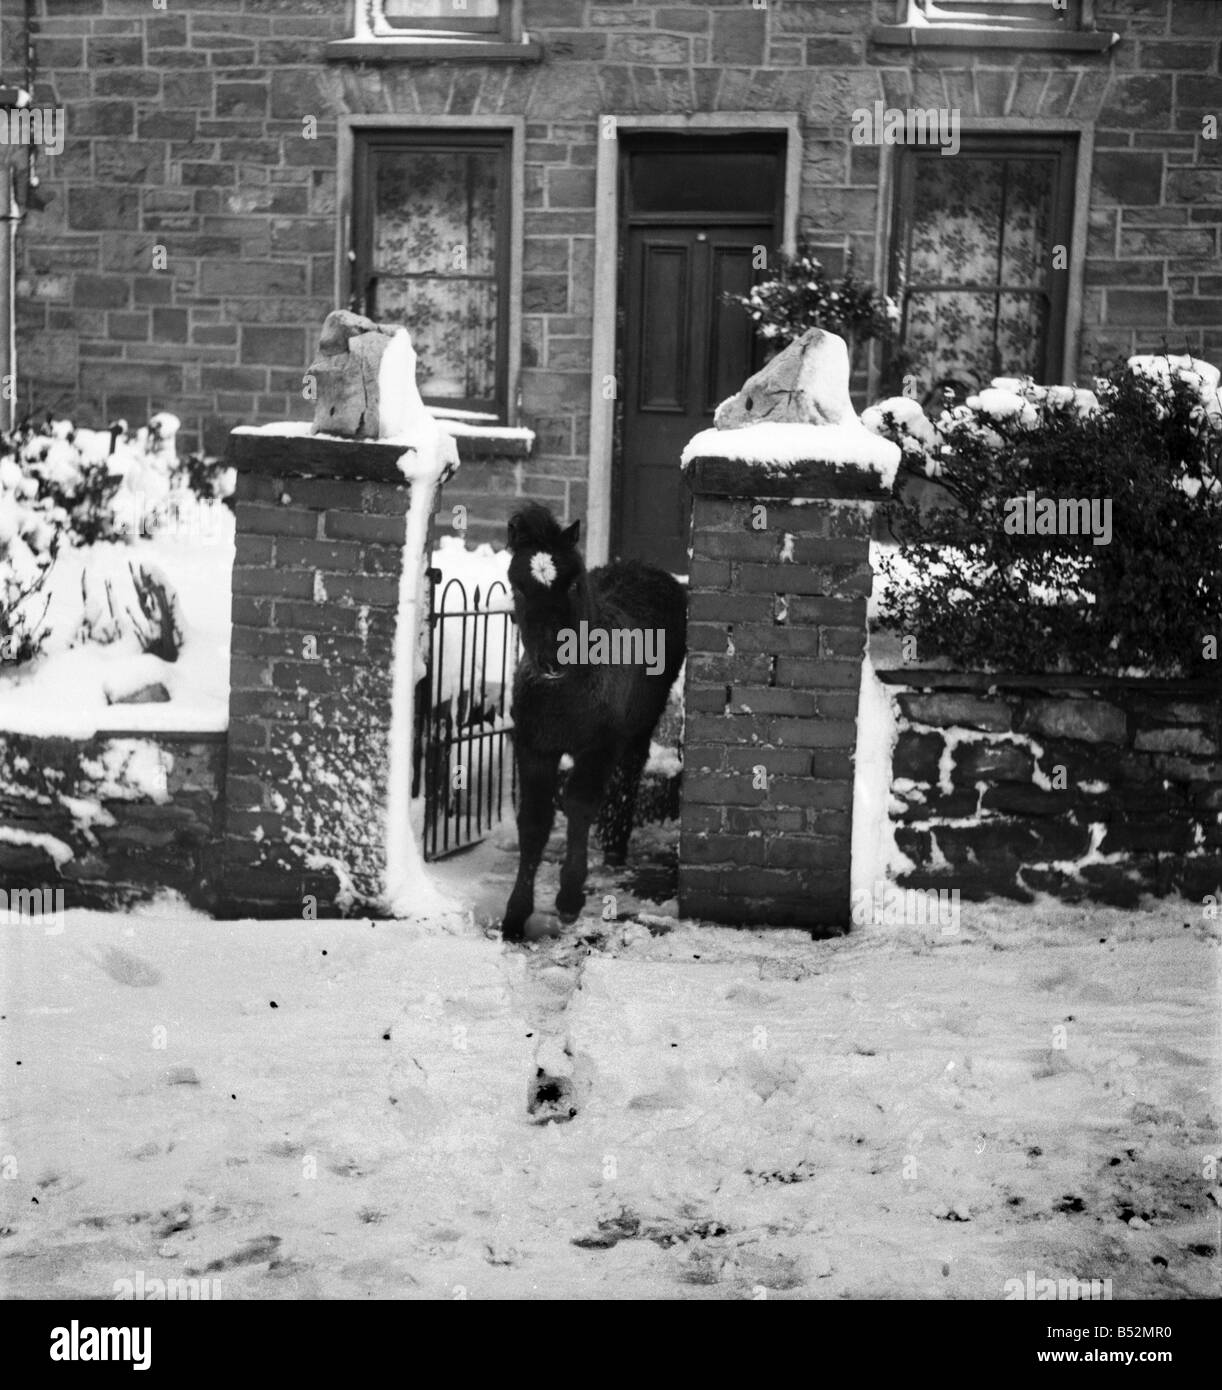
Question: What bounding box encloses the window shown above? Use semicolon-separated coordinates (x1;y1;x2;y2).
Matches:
872;0;1114;51
353;131;511;418
334;0;538;60
913;0;1084;28
886;137;1077;401
357;0;513;42
372;1;501;35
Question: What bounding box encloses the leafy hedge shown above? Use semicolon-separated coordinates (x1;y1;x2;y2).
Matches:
870;358;1222;677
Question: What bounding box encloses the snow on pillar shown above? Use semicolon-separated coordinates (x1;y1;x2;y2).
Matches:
678;330;901;935
219;317;458;918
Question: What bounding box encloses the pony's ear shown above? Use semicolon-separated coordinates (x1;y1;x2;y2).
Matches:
561;518;581;547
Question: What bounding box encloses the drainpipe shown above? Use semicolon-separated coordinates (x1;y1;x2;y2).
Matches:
1;161;16;430
0;92;28;432
1;1;35;430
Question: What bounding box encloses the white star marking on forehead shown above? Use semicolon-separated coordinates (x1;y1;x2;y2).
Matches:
530;551;557;587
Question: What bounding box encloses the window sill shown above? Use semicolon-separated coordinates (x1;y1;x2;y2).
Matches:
435;419;535;460
869;24;1118;52
326;37;543;63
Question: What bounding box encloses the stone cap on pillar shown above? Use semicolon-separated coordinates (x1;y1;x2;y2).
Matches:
682;327;902;501
228;424;459;486
683;443;897;502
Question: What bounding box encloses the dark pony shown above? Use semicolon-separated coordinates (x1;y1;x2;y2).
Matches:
501;503;686;940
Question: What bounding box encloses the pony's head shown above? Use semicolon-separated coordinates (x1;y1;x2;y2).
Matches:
505;503;587;677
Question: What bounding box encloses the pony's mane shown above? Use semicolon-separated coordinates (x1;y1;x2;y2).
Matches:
507;502;570;554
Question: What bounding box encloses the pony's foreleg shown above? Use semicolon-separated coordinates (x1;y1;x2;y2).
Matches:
502;748;560;941
556;747;615;924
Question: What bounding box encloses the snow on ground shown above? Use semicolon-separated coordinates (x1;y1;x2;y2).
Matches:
1;840;1217;1301
0;501;234;737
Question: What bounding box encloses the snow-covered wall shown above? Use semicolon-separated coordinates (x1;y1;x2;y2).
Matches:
220;426;457;918
680;457;884;935
881;673;1222;907
0;731;225;910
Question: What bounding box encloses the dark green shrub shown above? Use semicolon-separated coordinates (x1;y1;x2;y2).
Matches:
874;362;1222;677
726;241;898;367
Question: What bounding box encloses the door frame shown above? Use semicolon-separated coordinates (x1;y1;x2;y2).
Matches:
587;114;801;567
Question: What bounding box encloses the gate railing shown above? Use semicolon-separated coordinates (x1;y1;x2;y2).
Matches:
415;567;518;860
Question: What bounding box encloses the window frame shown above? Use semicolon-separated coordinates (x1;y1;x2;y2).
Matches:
912;0;1085;28
351;126;514;420
356;0;518;43
884;133;1079;398
873;0;1114;51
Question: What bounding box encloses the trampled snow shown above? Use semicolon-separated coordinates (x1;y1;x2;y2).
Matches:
1;887;1215;1300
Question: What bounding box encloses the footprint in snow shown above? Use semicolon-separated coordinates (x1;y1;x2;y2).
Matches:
189;1233;282;1275
87;946;162;988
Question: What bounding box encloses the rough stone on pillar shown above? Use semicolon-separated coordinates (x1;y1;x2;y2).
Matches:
308;309;401;440
714;327;856;430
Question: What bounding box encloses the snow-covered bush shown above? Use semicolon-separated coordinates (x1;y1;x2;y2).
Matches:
868;354;1222;676
1;414;231;666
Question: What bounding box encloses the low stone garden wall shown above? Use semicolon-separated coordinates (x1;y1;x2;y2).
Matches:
0;731;226;912
880;672;1222;906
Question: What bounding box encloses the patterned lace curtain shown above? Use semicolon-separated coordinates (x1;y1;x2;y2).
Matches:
373;148;500;407
898;154;1056;397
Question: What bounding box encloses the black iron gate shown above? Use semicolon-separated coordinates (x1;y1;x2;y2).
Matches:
414;566;518;860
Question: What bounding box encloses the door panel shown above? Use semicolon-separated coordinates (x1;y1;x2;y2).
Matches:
618;223;771;573
639;242;689;412
707;242;761;415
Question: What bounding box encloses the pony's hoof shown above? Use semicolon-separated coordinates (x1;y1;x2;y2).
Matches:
501;920;526;942
555;887;585;924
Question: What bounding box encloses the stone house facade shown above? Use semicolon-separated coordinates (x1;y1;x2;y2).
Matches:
5;0;1220;562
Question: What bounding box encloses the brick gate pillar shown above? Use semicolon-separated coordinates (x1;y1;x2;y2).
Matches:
219;427;457;918
679;450;895;936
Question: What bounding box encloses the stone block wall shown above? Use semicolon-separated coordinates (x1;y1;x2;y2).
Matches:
11;0;1221;541
0;731;225;911
680;455;888;934
435;431;536;547
881;673;1222;907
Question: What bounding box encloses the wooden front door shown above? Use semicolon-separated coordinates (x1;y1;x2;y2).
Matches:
614;136;782;574
618;225;770;572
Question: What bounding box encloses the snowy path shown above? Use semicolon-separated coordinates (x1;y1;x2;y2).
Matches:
1;878;1217;1300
